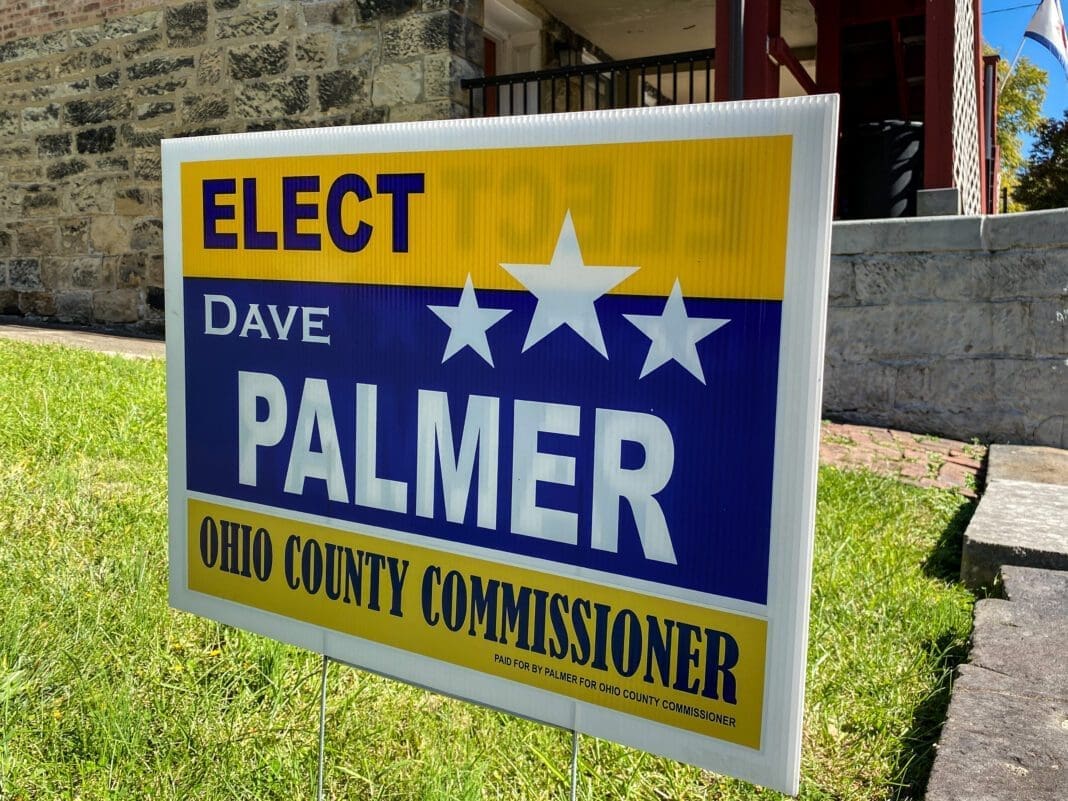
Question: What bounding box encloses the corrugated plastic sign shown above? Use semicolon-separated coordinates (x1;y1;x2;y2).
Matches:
163;98;838;794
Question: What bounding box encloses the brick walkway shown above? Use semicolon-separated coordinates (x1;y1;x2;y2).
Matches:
820;421;986;498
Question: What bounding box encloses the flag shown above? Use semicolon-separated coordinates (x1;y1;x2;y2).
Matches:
1025;0;1068;80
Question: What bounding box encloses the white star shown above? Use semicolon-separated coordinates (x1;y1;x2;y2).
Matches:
501;210;638;358
624;279;730;384
427;274;511;366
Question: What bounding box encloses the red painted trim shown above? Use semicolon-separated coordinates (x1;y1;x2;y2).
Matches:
924;0;955;189
769;36;817;94
841;0;924;26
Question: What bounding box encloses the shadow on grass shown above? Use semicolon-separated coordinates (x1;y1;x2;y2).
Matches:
891;498;979;800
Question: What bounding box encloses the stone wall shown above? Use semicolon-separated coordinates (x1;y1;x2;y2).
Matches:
0;0;482;329
828;210;1068;448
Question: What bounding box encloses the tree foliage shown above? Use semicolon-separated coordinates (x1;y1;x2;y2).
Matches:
987;47;1047;206
1015;110;1068;209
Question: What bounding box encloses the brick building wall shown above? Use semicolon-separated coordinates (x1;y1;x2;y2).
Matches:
0;0;483;330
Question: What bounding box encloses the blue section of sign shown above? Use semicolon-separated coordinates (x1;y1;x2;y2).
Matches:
183;278;781;605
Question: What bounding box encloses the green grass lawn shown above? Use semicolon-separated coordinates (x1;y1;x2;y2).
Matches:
0;340;975;800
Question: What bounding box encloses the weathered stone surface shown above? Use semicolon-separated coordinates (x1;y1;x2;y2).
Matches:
0;32;68;65
95;70;121;91
0;110;19;137
295;33;333;69
371;61;422;106
93;289;139;323
214;0;240;9
382;11;473;59
131;219;163;252
318;68;369;111
54;291;93;324
235;77;310;118
15;222;57;256
133;152;162;181
23;187;59;216
58;218;90;252
76;126;117;155
961;479;1068;589
102;11;161;41
166;2;209;48
338;29;379;66
182;94;230;123
356;0;420;23
45;159;89;181
0;289;18;314
127;56;195;82
123;33;163;61
1001;565;1068;618
385;98;460;122
57;49;112;78
137;101;176;121
90;216;133;255
853;253;934;304
216;8;282;40
71;27;105;49
115;187;157;216
68;176;117;214
832;215;983;255
422;52;477;102
65;97;131;126
198;48;224;85
924;678;1068;801
989;444;1068;487
36;134;71;158
134;78;188;97
18;290;57;316
985;206;1068;250
7;258;41;289
229;42;289;80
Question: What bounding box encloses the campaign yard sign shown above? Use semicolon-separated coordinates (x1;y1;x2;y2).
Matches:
164;98;838;795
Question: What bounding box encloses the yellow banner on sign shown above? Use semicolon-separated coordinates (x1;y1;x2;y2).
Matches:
187;498;767;748
180;137;791;300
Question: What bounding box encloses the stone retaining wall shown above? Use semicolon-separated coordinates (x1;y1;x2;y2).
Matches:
828;210;1068;448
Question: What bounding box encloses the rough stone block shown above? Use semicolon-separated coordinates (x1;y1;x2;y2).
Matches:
166;2;209;48
915;186;960;216
924;676;1068;801
182;94;230;123
18;291;57;316
372;61;423;105
823;304;900;360
134;152;162;181
235;76;310;118
36;134;71;158
76;126;117;155
0;109;18;138
827;256;855;304
1030;299;1068;356
296;33;334;69
198;48;224;86
385;98;461;122
893;359;996;409
54;291;93;324
71;27;105;49
214;0;240;9
123;33;163;61
57;49;113;78
230;41;289;80
115;187;158;216
134;78;188;97
989;444;1068;486
216;8;282;40
1001;565;1068;619
422;52;477;103
0;289;18;314
821;358;896;413
15;222;58;256
853;253;934;305
7;258;41;289
318;68;369;111
58;217;90;253
93;289;139;323
137;101;176;121
90;216;133;255
65;96;132;126
23;188;60;217
356;0;420;23
382;11;472;60
67;176;117;214
103;11;161;40
131;219;163;252
961;479;1068;589
987;249;1068;301
338;29;379;67
95;70;122;91
127;56;195;82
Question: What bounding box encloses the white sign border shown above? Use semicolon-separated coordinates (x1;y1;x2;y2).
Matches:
163;97;839;796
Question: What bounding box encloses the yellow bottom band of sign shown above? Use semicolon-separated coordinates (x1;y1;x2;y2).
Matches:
187;498;767;749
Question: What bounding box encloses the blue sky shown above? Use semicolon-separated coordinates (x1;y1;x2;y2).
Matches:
983;0;1068;153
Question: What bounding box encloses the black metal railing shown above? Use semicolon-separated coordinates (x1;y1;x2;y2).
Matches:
461;48;715;117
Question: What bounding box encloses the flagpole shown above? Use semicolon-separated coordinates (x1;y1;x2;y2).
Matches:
998;39;1028;98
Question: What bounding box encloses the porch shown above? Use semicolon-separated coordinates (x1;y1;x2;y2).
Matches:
462;0;998;218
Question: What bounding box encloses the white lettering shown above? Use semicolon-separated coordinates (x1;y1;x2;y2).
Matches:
511;399;580;544
238;370;287;487
355;383;408;513
283;378;348;502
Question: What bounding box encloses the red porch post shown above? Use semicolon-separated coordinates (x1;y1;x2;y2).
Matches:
715;0;732;100
743;0;780;99
814;0;840;93
924;0;955;190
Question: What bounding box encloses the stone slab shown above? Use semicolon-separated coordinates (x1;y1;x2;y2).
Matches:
1001;565;1068;618
988;444;1068;487
968;600;1068;691
924;679;1068;801
831;215;983;255
961;479;1068;589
